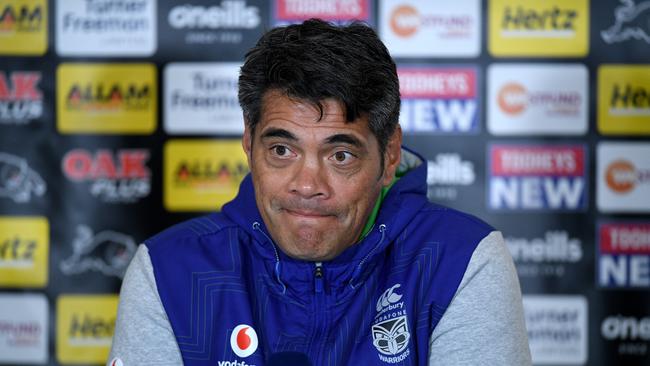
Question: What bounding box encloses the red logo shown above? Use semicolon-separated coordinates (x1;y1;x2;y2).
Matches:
230;324;258;358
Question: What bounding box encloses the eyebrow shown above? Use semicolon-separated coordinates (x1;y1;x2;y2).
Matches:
325;133;363;148
260;128;297;141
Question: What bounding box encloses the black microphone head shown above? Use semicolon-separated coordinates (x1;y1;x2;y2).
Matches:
267;352;313;366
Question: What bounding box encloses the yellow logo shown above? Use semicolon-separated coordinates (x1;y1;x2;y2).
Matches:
598;65;650;135
489;0;589;57
56;295;118;364
0;0;47;55
164;140;248;211
0;216;48;287
57;63;157;134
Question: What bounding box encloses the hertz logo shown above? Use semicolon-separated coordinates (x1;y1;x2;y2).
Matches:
0;4;43;33
609;84;650;115
0;217;48;287
501;6;577;36
598;65;650;135
0;236;36;265
57;295;118;364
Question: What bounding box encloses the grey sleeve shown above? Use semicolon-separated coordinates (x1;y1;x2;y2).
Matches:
428;231;532;366
108;244;183;365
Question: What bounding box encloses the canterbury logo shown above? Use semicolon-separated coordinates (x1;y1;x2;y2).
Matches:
377;284;403;312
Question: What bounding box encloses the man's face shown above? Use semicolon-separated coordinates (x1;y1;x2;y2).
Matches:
243;91;401;261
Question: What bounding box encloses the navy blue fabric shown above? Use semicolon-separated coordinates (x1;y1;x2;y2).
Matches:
145;148;493;365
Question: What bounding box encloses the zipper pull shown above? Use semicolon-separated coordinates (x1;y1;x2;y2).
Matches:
314;262;324;294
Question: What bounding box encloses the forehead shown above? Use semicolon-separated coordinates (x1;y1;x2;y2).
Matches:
258;91;371;136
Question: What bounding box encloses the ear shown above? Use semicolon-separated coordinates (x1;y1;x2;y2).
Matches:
381;125;402;187
242;123;253;168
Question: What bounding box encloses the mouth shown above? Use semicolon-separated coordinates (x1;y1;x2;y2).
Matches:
283;208;334;219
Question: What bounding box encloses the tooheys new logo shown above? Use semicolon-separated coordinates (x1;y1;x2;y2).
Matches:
372;284;411;363
398;67;478;133
0;71;42;124
501;5;577;37
489;144;587;211
62;149;151;203
0;3;43;33
168;1;260;29
65;81;151;111
274;0;369;23
598;222;650;288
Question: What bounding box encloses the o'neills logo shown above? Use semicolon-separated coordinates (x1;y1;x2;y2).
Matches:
174;159;248;190
609;84;650;116
498;82;581;116
169;1;260;29
601;315;650;341
605;160;650;194
391;5;472;38
372;284;411;363
427;153;475;186
62;149;151;203
0;71;42;124
0;4;43;33
507;231;583;263
65;82;151;111
501;6;578;37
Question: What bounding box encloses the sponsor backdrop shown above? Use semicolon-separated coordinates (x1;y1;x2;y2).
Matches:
0;0;649;364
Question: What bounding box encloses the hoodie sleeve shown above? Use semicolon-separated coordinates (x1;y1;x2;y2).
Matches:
108;244;183;365
428;231;532;365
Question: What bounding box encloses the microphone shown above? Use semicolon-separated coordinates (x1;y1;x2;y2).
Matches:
267;352;313;366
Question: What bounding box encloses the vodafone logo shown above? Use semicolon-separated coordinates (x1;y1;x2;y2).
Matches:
230;324;258;358
498;83;527;115
390;5;419;37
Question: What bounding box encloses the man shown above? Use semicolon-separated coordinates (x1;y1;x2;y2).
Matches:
109;19;531;365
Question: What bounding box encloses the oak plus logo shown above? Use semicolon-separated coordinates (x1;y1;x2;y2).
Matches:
488;64;588;136
0;71;43;124
164;63;243;134
398;67;478;133
0;152;45;203
56;295;118;364
489;0;588;56
598;65;650;135
602;0;650;44
506;230;582;278
598;222;650;288
523;295;588;365
0;1;47;55
56;0;156;56
274;0;370;24
0;294;48;364
601;314;650;357
57;63;157;134
62;149;151;203
59;225;136;279
372;284;411;363
380;0;479;57
489;144;587;211
597;143;650;213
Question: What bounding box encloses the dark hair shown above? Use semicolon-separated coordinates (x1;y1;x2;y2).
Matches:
238;18;400;155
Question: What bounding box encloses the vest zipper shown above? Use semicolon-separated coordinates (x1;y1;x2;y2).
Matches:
311;261;326;362
314;262;324;293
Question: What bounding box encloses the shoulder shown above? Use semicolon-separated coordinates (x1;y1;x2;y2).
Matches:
144;213;237;253
415;201;494;242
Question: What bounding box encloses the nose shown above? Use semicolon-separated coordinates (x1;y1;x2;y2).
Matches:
288;157;329;199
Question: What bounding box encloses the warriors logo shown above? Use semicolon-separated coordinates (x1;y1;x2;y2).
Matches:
372;284;411;363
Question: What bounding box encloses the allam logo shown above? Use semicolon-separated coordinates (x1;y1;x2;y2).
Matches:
602;0;650;44
230;324;258;358
0;1;47;55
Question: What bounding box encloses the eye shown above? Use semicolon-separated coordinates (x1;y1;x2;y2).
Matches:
270;145;294;158
330;151;354;164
